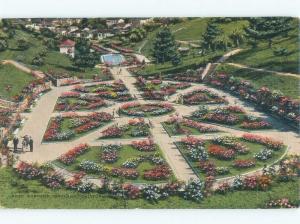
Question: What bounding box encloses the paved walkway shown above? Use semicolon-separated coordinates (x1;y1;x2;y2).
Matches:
14;65;299;183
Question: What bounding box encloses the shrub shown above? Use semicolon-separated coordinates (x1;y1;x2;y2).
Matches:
182;179;205;203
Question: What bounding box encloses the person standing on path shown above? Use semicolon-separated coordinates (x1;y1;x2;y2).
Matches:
13;136;19;153
2;136;9;149
112;109;115;118
29;137;33;152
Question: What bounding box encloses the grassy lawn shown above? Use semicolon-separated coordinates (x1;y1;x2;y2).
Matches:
54;145;173;184
0;64;36;101
137;50;224;76
176;139;286;179
0;167;298;208
228;19;299;74
216;64;300;99
0;29;106;79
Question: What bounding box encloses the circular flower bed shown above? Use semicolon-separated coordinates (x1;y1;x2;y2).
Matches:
119;102;174;117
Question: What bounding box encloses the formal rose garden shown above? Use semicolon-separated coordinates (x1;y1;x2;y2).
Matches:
162;115;219;136
182;88;227;105
119;102;175;117
43;112;113;141
54;91;107;111
100;118;150;139
135;76;191;100
175;135;286;179
190;106;272;130
53;140;173;183
73;80;133;102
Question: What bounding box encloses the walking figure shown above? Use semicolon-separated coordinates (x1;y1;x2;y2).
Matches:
112;109;115;118
13;136;19;153
29;137;33;152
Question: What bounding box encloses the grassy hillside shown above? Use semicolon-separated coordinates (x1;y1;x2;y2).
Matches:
0;29;102;79
216;64;300;99
0;64;36;101
228;18;299;74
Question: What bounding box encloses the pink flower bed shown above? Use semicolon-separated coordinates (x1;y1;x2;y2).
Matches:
242;133;284;150
101;126;123;138
101;151;118;163
233;159;256;169
181;136;204;146
111;168;139;179
58;144;89;165
241;121;272;129
132;139;155;152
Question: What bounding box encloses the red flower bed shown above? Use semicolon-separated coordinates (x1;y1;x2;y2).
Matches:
242;133;283;150
122;184;141;199
15;161;41;179
181;136;204;146
143;165;171;180
111;168;139;179
132;139;155;152
199;161;216;176
75;121;102;134
241;121;272;129
43;117;61;141
233;159;256;169
61;91;80;98
208;145;235;160
58;144;89;165
182;119;218;133
101;126;123;138
225;106;245;113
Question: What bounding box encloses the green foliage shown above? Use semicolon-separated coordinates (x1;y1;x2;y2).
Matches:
152;27;178;64
201;21;222;51
17;37;30;50
32;55;44;66
244;17;293;48
73;38;98;68
0;39;8;51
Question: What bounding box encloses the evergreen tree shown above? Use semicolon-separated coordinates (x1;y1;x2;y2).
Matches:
201;21;222;51
152;27;178;63
244;17;293;48
73;38;98;68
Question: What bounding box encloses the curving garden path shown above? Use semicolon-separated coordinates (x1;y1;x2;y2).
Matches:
14;65;300;183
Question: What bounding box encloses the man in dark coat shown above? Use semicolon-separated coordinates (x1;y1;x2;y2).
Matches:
2;136;9;148
13;136;19;153
29;137;33;152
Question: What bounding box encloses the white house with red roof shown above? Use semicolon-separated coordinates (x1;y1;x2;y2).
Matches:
59;39;75;58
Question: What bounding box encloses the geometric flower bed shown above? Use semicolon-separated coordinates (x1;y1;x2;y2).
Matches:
135;76;191;101
191;106;272;130
73;80;133;102
119;102;175;117
43;112;113;141
100;118;150;139
175;135;286;179
54;139;173;183
162;115;219;136
183;88;227;105
54;92;107;111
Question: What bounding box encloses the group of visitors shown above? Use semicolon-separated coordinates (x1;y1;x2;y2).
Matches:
1;135;33;153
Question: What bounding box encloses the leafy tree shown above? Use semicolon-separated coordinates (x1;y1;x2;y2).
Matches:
73;38;98;68
171;53;181;66
230;28;245;47
40;28;56;38
201;21;221;51
244;17;293;48
152;27;178;63
17;38;30;50
43;38;58;50
0;39;8;51
32;55;44;66
215;34;231;50
273;47;291;64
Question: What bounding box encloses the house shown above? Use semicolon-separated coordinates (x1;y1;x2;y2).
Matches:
59;39;75;58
